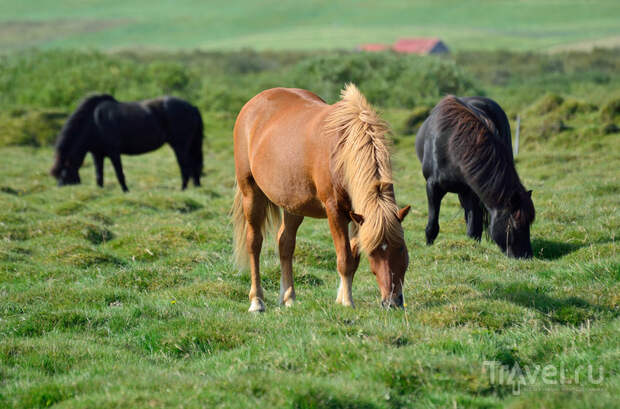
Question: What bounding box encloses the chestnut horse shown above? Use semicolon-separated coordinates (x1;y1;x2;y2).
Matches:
232;84;411;312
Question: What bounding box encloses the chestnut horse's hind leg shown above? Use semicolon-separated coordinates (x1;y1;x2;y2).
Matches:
326;201;359;307
425;180;445;245
242;187;269;312
277;211;304;306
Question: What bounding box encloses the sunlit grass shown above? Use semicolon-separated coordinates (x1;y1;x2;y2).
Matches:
0;97;618;407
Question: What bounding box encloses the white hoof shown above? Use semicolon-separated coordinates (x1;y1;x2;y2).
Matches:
336;298;355;308
279;286;295;307
248;298;265;313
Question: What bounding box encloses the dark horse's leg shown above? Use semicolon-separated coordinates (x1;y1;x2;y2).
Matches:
110;153;129;192
172;146;191;190
92;152;104;188
425;180;446;245
192;168;201;187
458;190;483;241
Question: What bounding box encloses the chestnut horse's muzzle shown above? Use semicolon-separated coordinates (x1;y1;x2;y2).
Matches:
381;293;404;309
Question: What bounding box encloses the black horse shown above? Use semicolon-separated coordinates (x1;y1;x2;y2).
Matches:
415;96;535;258
51;94;204;191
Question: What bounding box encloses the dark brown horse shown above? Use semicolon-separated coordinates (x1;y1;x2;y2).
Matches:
416;95;535;258
51;94;204;191
232;84;411;312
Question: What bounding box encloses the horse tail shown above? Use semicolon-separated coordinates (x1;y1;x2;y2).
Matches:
231;184;280;269
193;109;204;175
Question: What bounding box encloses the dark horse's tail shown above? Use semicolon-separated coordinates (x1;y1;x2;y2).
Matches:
192;107;204;176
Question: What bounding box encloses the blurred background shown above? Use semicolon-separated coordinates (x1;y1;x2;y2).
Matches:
1;0;619;149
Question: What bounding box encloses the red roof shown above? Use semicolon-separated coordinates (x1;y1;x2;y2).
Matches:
393;37;443;54
359;43;389;52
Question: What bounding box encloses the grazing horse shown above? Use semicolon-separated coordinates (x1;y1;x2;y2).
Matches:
232;84;411;312
51;94;204;191
415;95;535;258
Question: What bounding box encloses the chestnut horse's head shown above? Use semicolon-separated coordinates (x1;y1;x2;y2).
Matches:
351;205;411;308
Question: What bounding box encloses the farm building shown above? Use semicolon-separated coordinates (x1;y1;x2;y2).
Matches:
358;37;449;55
358;43;390;52
393;37;449;54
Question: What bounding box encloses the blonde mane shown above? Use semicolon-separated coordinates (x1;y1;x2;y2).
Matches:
326;83;404;253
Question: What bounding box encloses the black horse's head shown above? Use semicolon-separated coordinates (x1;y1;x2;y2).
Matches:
50;152;82;186
50;93;114;187
489;190;535;258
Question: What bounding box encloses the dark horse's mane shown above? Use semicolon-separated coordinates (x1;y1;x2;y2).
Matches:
438;95;534;223
56;93;116;153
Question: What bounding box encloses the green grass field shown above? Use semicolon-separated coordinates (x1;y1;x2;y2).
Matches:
1;57;619;406
1;0;620;52
1;1;620;407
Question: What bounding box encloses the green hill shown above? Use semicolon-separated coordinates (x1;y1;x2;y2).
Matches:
1;0;620;52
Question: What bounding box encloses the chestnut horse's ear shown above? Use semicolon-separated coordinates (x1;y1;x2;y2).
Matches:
349;211;364;225
397;205;411;222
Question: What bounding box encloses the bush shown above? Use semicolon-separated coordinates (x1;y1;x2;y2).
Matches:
532;93;564;115
559;97;597;119
0;109;67;147
0;50;201;111
289;52;482;108
403;106;432;134
600;97;620;122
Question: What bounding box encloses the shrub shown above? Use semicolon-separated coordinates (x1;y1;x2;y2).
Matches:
403;106;432;134
600;97;620;122
558;97;597;119
532;93;564;115
289;52;482;108
0;109;67;147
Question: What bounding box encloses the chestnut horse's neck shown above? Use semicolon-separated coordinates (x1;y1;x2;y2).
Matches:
326;84;404;253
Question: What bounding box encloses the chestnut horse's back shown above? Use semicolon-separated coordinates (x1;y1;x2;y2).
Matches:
232;88;331;268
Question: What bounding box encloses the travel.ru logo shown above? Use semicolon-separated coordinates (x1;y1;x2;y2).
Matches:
483;361;604;395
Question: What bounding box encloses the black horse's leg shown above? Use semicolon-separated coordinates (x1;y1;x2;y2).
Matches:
458;190;483;241
172;146;191;190
92;152;104;188
110;153;129;192
425;180;445;245
192;168;201;187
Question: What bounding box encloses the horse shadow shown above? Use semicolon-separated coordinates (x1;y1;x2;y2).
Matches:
482;281;617;326
532;238;584;260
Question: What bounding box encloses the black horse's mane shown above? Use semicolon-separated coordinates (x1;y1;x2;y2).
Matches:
56;93;116;153
437;95;534;222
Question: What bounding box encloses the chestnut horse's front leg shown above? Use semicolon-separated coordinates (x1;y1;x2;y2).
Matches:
326;201;360;307
277;211;304;306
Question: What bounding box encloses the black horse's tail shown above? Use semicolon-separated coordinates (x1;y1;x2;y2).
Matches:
192;108;204;175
